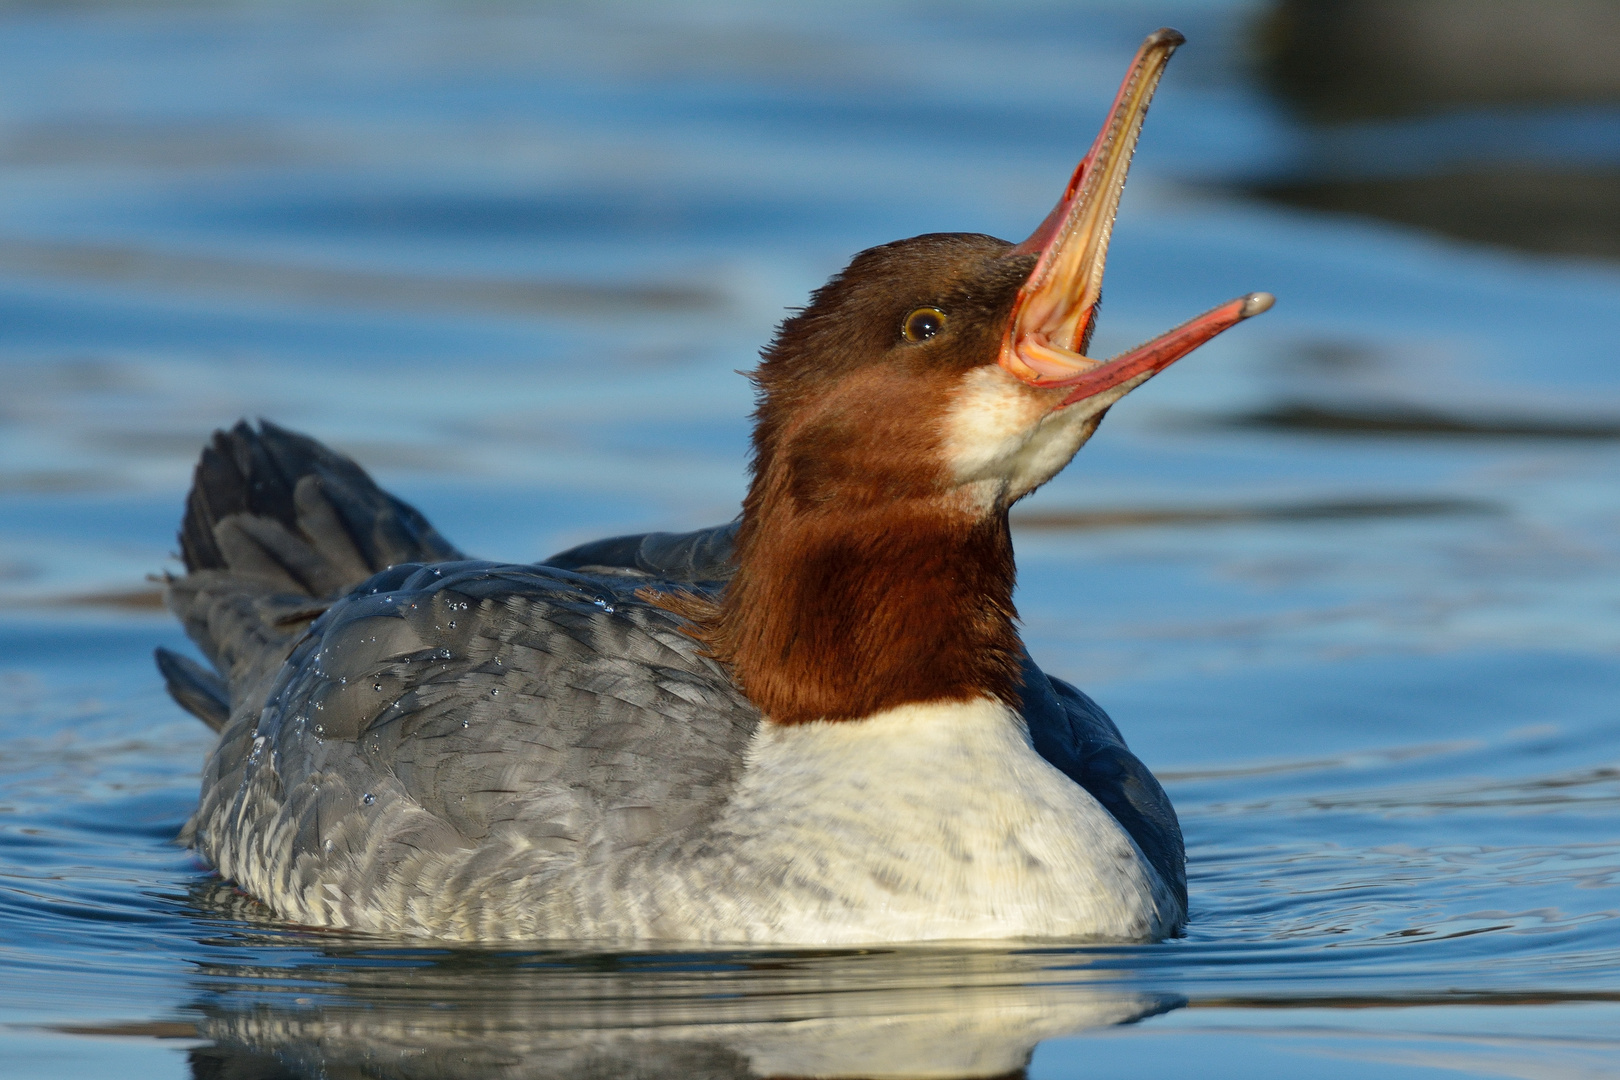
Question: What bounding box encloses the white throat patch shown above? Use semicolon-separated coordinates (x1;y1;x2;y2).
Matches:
939;365;1117;508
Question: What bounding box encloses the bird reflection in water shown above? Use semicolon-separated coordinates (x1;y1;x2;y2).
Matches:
146;923;1180;1079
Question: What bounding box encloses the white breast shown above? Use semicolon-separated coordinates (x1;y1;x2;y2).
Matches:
614;697;1183;943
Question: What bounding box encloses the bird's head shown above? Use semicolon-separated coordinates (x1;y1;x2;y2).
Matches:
669;29;1272;725
749;28;1271;520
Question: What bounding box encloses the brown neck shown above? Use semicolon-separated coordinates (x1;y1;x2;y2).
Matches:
671;489;1023;726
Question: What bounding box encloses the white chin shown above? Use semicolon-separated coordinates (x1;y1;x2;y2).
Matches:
940;365;1120;508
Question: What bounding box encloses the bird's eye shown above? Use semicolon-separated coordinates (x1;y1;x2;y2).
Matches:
901;307;947;343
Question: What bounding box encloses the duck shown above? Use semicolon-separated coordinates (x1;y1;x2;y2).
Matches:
156;27;1271;943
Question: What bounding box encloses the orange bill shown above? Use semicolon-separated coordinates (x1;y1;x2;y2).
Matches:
999;28;1272;405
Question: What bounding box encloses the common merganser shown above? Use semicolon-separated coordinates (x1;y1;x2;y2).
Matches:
157;28;1270;943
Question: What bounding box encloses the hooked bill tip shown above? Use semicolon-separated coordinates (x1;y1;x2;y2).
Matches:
1148;27;1186;49
1240;292;1275;318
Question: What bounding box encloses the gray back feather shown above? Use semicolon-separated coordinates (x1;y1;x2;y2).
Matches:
194;561;757;932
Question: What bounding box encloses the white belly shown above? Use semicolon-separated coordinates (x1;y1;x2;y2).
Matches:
614;697;1182;943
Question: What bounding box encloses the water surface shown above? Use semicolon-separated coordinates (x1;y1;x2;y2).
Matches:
2;2;1619;1077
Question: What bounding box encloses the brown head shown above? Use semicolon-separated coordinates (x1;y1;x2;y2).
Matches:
667;29;1272;725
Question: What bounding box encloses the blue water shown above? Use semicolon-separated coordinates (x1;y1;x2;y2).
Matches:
2;2;1619;1077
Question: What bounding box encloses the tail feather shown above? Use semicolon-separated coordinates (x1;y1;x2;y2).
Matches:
181;420;460;582
154;647;229;731
165;420;464;725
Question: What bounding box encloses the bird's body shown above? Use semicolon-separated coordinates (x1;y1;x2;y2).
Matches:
160;29;1270;943
169;435;1182;940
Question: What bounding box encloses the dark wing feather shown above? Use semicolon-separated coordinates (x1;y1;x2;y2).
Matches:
1020;655;1187;912
543;522;741;584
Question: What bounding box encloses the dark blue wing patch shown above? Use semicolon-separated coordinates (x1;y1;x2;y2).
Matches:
1020;652;1187;912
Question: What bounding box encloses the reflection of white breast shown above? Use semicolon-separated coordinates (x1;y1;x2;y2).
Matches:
623;698;1181;944
199;947;1180;1080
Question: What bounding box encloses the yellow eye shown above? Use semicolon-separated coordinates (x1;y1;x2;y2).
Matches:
901;307;947;343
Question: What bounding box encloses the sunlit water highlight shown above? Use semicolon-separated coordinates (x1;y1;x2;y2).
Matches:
1;3;1618;1077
